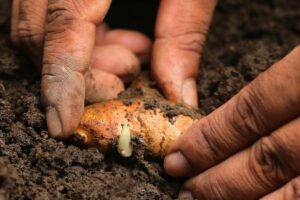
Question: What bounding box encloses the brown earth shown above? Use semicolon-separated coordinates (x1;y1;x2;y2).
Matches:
0;0;299;199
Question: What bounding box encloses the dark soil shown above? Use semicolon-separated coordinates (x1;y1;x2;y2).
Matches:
0;0;299;199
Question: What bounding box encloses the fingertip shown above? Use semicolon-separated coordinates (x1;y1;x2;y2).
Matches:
46;105;82;140
85;69;125;103
91;45;141;82
96;29;152;63
164;152;192;177
41;68;85;140
153;73;198;108
151;40;199;106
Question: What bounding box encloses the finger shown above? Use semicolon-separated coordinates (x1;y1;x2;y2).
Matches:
261;177;300;200
180;117;300;200
11;0;48;67
96;28;152;63
42;0;111;139
152;0;218;107
164;46;300;177
84;69;124;104
91;45;140;82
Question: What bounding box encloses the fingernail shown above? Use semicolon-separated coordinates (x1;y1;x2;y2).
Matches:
182;78;198;108
179;190;194;200
164;152;192;177
46;107;62;138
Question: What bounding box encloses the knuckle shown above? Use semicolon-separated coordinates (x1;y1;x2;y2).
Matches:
43;46;87;73
16;1;45;48
175;32;206;54
41;63;84;103
163;31;206;55
17;21;43;47
230;86;268;140
42;61;71;79
198;117;224;162
47;2;74;25
156;30;206;56
48;0;109;24
250;137;295;189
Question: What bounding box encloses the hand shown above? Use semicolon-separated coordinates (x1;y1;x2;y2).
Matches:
11;0;152;139
10;0;218;139
164;45;300;199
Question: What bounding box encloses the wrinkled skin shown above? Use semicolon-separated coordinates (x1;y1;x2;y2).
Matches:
164;28;300;200
11;0;300;199
11;0;216;139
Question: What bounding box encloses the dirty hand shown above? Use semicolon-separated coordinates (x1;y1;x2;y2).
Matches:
164;45;300;199
10;0;217;139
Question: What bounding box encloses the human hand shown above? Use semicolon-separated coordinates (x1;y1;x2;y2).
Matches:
164;45;300;199
10;0;218;139
11;0;152;139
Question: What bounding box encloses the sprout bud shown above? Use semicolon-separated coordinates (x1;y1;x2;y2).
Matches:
118;121;133;157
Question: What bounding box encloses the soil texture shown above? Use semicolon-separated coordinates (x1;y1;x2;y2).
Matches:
0;0;299;199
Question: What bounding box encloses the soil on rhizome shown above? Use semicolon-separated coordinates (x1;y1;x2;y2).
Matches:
0;0;299;199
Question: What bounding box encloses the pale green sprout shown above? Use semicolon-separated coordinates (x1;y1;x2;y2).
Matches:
118;121;133;157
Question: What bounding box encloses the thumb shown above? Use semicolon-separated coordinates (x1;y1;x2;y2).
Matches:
42;0;111;139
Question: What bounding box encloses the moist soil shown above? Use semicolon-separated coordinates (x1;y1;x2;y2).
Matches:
0;0;299;199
